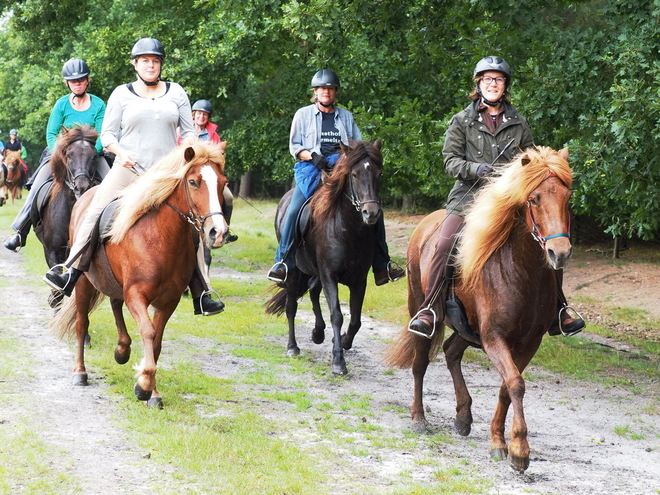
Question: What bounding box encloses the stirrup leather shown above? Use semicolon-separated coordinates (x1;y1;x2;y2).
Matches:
558;304;585;337
408;307;438;339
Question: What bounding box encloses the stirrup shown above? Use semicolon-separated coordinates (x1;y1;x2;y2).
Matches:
408;307;438;339
267;261;288;283
3;232;23;252
558;305;586;337
386;260;405;282
43;263;72;292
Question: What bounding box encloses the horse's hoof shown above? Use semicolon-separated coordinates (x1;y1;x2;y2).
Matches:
454;418;472;437
311;328;325;345
147;397;163;409
134;382;152;401
84;333;91;348
286;347;300;357
114;347;131;365
72;373;88;386
331;363;348;375
490;447;509;462
510;454;530;472
412;418;430;434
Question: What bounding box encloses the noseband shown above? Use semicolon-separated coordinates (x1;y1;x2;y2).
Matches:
526;172;570;249
66;166;95;191
345;160;381;212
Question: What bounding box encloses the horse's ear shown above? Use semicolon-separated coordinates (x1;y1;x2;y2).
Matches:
184;146;196;162
219;141;227;154
559;147;569;161
520;153;531;167
60;125;68;135
373;138;382;151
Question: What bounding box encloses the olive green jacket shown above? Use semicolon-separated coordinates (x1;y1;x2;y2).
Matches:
443;100;534;216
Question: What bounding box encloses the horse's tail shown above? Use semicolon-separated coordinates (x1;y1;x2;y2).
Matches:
383;325;445;369
50;288;105;340
264;283;309;316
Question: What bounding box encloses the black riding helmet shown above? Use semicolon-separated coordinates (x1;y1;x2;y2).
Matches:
474;56;511;106
131;38;165;86
62;58;90;80
192;99;213;114
311;69;340;89
131;38;166;59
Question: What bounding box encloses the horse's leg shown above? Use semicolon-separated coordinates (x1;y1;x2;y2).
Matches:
410;331;434;432
309;280;326;345
72;277;96;386
322;280;346;375
443;332;474;436
125;294;159;402
142;305;176;409
484;338;536;472
110;298;132;365
285;283;300;357
341;280;366;350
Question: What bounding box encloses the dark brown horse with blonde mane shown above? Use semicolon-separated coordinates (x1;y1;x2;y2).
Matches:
386;146;573;472
50;140;228;408
3;150;26;204
266;139;383;375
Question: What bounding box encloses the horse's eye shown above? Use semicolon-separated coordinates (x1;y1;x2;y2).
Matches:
188;179;198;188
528;197;538;206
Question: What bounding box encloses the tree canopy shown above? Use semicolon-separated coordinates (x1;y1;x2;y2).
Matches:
1;0;659;240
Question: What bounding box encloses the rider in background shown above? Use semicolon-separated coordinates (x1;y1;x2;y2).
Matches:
408;56;585;338
267;69;405;286
4;129;28;175
189;99;237;243
3;58;109;252
43;38;225;317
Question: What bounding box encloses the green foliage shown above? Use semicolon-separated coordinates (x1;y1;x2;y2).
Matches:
3;0;660;237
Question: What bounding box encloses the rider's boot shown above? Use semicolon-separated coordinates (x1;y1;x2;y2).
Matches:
43;266;84;297
4;221;30;252
193;292;225;316
374;261;406;286
224;204;238;243
548;270;586;336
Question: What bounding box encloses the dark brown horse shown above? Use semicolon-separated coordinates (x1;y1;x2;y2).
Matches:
266;140;383;375
50;141;228;408
385;146;573;472
3;150;26;204
33;125;99;307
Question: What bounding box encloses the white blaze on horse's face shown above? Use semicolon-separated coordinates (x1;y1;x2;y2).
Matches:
200;165;228;248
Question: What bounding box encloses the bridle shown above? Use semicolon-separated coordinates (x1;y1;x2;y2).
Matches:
166;166;225;232
345;160;381;212
62;141;98;192
526;173;571;249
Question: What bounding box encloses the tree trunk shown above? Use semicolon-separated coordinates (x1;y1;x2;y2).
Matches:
238;171;252;199
613;236;620;259
402;194;414;213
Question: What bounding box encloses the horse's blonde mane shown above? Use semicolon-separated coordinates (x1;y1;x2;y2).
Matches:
109;140;225;243
455;146;572;292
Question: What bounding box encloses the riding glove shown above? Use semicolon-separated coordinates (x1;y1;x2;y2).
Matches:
311;152;329;170
477;163;494;177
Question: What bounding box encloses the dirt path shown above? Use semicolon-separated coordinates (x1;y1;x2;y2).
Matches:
0;245;171;493
2;215;660;494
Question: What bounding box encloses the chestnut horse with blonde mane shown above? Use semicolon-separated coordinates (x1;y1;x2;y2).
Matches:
386;146;573;472
3;150;26;204
50;140;228;408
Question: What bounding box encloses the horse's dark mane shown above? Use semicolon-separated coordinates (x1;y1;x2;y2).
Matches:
51;125;98;184
309;140;383;227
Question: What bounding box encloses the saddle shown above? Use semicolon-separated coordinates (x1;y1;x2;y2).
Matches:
444;233;482;348
30;179;55;227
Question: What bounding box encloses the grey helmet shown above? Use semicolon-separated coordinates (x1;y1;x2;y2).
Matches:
473;56;512;80
62;58;90;80
131;38;166;59
192;99;213;114
9;129;17;136
311;69;340;89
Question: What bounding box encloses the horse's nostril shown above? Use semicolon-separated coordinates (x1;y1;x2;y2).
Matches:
209;228;217;243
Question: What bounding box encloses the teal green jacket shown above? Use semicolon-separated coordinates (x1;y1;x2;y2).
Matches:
46;94;105;153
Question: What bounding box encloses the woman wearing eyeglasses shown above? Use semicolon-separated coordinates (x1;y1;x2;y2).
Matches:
408;55;584;339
